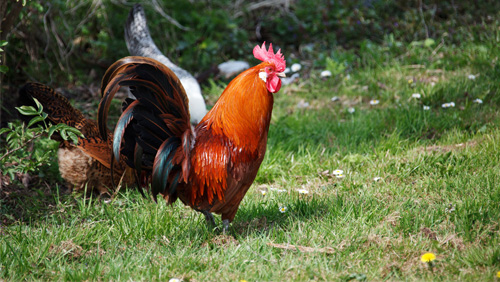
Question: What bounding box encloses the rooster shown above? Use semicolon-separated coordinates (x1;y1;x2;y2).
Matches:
125;3;207;124
19;83;135;194
98;43;286;231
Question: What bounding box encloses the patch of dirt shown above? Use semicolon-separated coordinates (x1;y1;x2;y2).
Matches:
202;235;239;248
440;234;465;251
85;246;107;257
383;211;401;227
416;140;478;154
420;227;438;241
49;240;84;260
364;234;391;248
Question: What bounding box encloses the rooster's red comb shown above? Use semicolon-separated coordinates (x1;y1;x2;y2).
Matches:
253;42;286;72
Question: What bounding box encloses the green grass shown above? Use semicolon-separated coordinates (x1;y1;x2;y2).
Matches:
3;28;500;281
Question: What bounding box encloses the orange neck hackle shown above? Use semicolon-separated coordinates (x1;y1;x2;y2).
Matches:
199;63;274;152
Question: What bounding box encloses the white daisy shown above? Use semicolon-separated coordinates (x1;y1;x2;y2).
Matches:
348;107;355;114
297;188;309;195
279;206;287;213
333;169;344;176
369;99;380;105
442;102;455;108
473;98;483;104
423;105;430;110
320;70;332;77
412;93;421;99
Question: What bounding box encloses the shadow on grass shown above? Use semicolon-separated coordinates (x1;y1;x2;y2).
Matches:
1;178;73;226
232;195;342;237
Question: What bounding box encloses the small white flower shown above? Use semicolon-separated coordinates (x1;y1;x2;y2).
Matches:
260;190;267;196
344;74;351;80
279;206;287;213
442;102;455;108
369;99;380;105
169;279;182;282
373;177;382;182
333;169;344;176
320;70;332;77
423;105;430;110
291;63;302;72
412;93;421;99
348;107;355;114
331;96;340;102
468;74;476;80
284;67;291;74
297;188;309;195
473;98;483;104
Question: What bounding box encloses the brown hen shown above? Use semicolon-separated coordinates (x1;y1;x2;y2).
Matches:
19;83;135;194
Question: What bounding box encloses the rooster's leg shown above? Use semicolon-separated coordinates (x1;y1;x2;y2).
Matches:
198;209;216;227
222;219;230;234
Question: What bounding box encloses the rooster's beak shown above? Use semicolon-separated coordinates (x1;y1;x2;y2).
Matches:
277;72;286;78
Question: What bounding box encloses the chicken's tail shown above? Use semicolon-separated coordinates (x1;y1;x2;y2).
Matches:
19;83;87;130
19;83;129;174
124;4;169;66
98;56;193;200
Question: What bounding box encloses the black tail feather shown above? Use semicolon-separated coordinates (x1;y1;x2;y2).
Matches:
98;56;193;198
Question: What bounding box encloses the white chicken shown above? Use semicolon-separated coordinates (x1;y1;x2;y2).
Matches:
124;4;207;124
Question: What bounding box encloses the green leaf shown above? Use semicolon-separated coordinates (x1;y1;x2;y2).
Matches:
28;116;45;128
31;126;44;135
67;132;79;145
16;105;38;116
6;131;17;142
0;127;11;135
0;40;7;47
60;128;68;140
424;38;435;48
32;98;44;114
0;65;8;74
48;124;64;138
61;126;84;138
